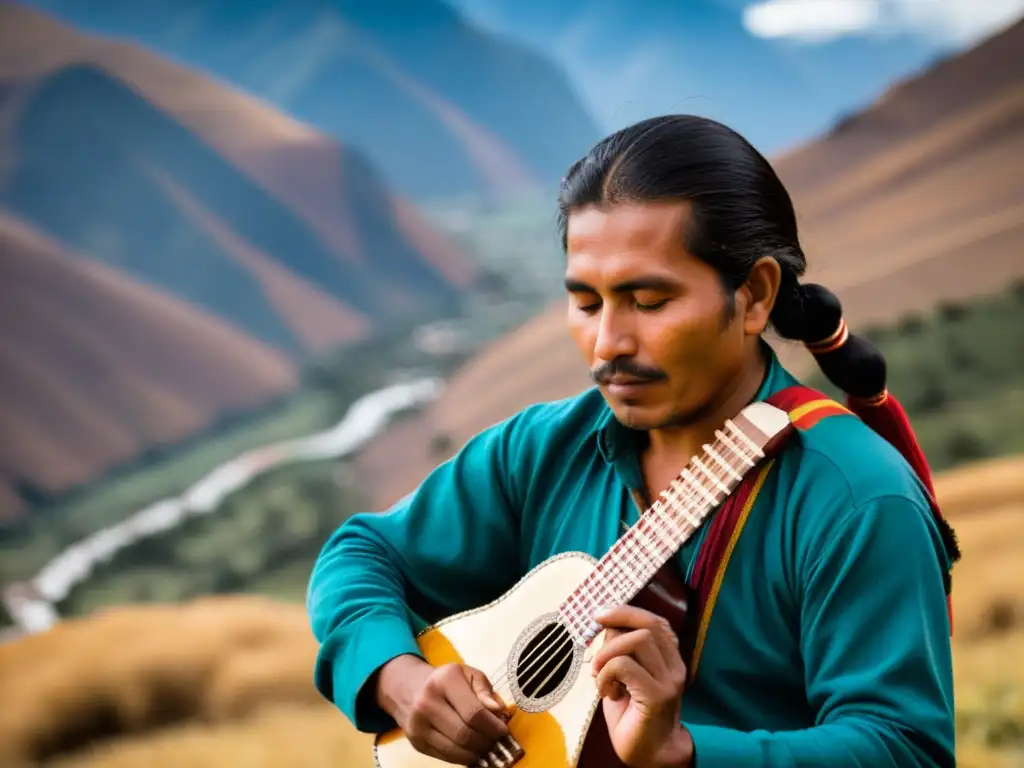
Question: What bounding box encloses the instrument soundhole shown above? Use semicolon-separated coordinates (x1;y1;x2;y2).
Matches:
508;616;580;711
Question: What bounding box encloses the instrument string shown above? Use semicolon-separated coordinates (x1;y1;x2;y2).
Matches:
482;422;759;707
484;425;757;703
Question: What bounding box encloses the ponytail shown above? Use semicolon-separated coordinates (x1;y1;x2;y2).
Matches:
771;280;962;607
770;281;886;400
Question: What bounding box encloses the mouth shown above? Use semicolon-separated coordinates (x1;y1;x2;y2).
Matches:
603;377;656;397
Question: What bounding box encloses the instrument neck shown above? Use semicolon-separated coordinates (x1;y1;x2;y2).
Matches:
557;415;766;646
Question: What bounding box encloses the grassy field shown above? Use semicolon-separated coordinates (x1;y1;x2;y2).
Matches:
0;454;1021;767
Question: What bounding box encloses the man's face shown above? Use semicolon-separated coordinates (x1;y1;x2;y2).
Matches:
565;200;753;431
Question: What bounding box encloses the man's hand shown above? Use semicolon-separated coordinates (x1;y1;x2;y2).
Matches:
592;605;694;768
375;654;511;765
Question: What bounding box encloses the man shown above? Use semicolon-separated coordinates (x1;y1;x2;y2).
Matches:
307;115;957;767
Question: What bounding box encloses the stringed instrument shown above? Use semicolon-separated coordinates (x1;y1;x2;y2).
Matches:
372;400;793;768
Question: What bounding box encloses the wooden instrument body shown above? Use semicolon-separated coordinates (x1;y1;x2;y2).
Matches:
373;551;605;768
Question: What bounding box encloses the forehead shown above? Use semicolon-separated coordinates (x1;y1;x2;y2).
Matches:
564;200;695;278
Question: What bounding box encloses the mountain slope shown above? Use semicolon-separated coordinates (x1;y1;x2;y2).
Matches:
0;3;485;521
15;0;602;201
0;214;297;524
354;17;1024;510
0;3;479;358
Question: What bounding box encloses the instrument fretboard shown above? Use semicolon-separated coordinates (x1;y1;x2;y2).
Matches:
558;413;771;646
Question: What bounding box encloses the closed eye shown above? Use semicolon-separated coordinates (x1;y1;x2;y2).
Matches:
576;298;668;314
636;299;668;312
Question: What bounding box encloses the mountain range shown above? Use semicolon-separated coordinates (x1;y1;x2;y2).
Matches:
13;0;603;201
0;2;491;521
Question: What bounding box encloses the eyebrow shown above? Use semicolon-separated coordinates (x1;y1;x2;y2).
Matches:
563;276;680;294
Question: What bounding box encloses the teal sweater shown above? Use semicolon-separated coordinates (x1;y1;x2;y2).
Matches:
307;348;956;767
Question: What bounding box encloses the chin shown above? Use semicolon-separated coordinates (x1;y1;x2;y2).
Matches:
609;401;666;431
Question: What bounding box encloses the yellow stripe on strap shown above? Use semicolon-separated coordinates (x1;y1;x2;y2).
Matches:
789;398;852;430
689;458;775;681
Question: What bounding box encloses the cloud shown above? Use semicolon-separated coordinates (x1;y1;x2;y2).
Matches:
742;0;1024;46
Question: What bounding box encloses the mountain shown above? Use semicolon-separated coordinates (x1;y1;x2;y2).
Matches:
0;3;479;358
0;4;484;521
353;16;1024;510
0;213;297;524
16;0;603;201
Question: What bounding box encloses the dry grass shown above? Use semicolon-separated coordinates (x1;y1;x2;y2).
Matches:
0;455;1021;766
941;456;1024;767
45;706;369;768
0;596;373;767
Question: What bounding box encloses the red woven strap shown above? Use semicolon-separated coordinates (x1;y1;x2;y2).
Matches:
687;385;841;676
846;390;954;633
688;384;953;653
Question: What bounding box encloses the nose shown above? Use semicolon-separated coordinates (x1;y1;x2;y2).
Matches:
592;305;638;363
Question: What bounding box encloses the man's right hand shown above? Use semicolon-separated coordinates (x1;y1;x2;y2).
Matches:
375;654;511;764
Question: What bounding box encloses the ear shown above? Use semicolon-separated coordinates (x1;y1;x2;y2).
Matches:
739;257;782;335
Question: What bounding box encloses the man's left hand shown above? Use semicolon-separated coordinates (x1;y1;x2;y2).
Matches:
592;605;694;768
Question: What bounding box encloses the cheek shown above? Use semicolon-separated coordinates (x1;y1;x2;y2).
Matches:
646;303;734;373
566;306;596;361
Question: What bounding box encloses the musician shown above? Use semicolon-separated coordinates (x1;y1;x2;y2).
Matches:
307;115;958;767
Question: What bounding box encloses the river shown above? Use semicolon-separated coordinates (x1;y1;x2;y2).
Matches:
0;377;445;638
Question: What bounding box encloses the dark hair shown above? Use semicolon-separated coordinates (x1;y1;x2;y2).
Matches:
556;114;885;400
558;114;961;578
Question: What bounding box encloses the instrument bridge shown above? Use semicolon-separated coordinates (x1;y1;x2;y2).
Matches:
473;734;525;768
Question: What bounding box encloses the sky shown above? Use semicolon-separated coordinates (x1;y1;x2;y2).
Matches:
19;0;1024;159
742;0;1024;45
451;0;1024;151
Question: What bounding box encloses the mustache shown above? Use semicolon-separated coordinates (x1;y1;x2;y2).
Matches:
590;359;668;385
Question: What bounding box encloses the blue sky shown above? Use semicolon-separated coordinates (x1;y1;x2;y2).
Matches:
449;0;1024;153
20;0;1024;159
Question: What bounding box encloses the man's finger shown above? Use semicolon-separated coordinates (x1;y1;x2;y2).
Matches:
594;655;657;701
445;669;510;743
595;605;679;662
465;666;510;719
592;627;668;680
423;694;497;755
595;604;670;631
423;727;482;765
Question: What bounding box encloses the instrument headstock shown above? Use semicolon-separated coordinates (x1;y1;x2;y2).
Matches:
731;401;793;456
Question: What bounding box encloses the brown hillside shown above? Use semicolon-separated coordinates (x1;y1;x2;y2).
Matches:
0;4;333;249
0;214;297;523
0;1;478;356
355;19;1024;511
0;455;1021;767
0;3;483;515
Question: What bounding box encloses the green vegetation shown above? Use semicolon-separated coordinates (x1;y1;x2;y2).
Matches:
0;391;342;584
0;299;507;623
59;459;361;615
422;191;565;307
0;311;478;588
804;281;1024;472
